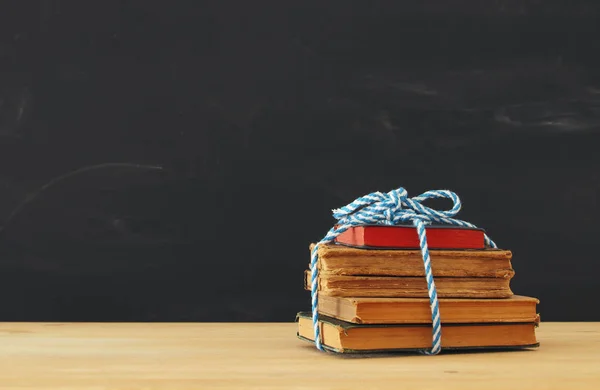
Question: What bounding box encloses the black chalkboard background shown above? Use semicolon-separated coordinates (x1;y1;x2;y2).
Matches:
0;1;598;322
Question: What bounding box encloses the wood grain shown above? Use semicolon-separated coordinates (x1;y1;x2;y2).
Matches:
0;322;598;389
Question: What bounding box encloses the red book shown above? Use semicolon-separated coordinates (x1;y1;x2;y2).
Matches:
334;225;485;249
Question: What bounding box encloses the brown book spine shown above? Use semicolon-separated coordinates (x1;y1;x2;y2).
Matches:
317;295;539;324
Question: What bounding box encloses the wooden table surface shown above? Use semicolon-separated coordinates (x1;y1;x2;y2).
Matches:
0;322;598;389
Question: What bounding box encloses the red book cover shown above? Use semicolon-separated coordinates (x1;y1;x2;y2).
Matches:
334;225;485;249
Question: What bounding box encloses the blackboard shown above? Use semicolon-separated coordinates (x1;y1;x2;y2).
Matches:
0;1;599;321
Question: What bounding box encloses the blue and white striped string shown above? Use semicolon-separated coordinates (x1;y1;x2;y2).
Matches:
309;187;497;355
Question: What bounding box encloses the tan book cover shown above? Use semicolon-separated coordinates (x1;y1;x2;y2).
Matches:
296;312;539;353
317;295;539;324
310;243;514;277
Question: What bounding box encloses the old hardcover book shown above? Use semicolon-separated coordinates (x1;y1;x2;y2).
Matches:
304;270;513;298
296;312;539;353
317;295;539;324
310;243;513;277
333;224;485;249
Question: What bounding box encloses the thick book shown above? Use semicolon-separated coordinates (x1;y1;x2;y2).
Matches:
333;224;485;249
296;312;539;353
317;295;539;324
304;271;513;298
310;243;513;277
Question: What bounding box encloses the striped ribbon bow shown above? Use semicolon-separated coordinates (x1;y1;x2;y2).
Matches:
309;187;497;355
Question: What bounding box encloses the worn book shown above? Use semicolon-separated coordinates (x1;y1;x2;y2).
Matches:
317;295;539;324
296;312;539;353
304;270;513;298
310;243;513;278
333;224;485;249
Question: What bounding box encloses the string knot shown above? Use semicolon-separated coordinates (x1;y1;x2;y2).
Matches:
309;187;497;355
332;188;466;229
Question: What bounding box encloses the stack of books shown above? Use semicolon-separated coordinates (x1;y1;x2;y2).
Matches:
297;225;540;353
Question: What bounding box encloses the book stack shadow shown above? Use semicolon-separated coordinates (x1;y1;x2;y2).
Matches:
297;225;540;353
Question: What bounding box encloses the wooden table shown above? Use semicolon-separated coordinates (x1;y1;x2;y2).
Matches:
0;322;598;389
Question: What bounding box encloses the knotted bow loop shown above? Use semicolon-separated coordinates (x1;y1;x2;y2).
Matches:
407;189;462;219
331;188;464;228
